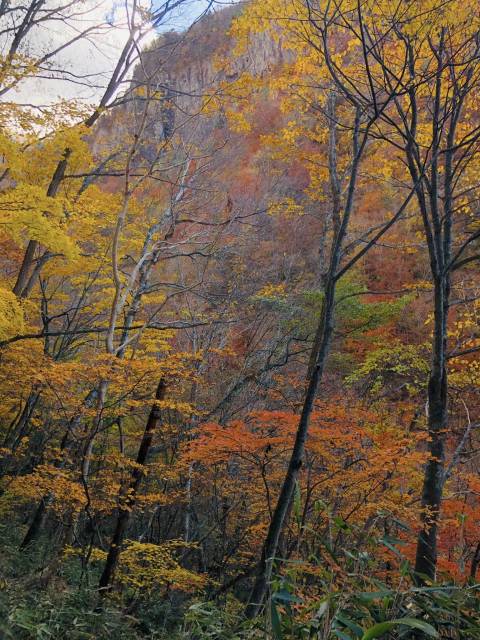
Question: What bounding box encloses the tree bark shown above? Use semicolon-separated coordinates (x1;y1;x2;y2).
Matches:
414;278;448;582
245;277;337;617
245;99;363;618
20;496;50;550
470;542;480;580
98;379;166;593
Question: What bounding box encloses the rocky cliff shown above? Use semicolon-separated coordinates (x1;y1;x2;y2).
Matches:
129;4;286;143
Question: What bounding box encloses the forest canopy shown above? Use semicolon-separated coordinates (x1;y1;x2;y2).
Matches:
0;0;479;638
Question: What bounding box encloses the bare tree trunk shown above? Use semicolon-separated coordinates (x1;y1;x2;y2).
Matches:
245;99;363;618
412;33;453;583
245;276;337;617
414;277;448;582
184;462;194;543
470;542;480;580
20;495;51;550
3;389;40;451
98;379;166;593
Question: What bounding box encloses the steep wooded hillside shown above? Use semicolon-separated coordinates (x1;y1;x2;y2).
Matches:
0;1;480;638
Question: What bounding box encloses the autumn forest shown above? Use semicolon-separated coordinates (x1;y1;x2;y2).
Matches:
0;0;480;637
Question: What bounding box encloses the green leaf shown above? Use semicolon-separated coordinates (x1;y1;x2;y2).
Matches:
270;599;283;640
394;618;438;636
272;589;302;604
361;621;395;639
361;617;438;640
335;612;363;637
333;516;349;531
357;590;394;602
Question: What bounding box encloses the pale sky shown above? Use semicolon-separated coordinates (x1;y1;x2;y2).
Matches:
3;0;224;107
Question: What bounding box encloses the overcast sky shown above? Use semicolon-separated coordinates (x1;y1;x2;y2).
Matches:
6;0;223;106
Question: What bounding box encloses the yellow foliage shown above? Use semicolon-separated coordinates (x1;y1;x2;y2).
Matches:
0;184;78;259
66;540;206;594
117;540;206;593
0;286;24;340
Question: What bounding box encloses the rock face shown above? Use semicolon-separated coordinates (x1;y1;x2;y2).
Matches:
129;5;286;143
92;4;288;158
90;3;302;246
